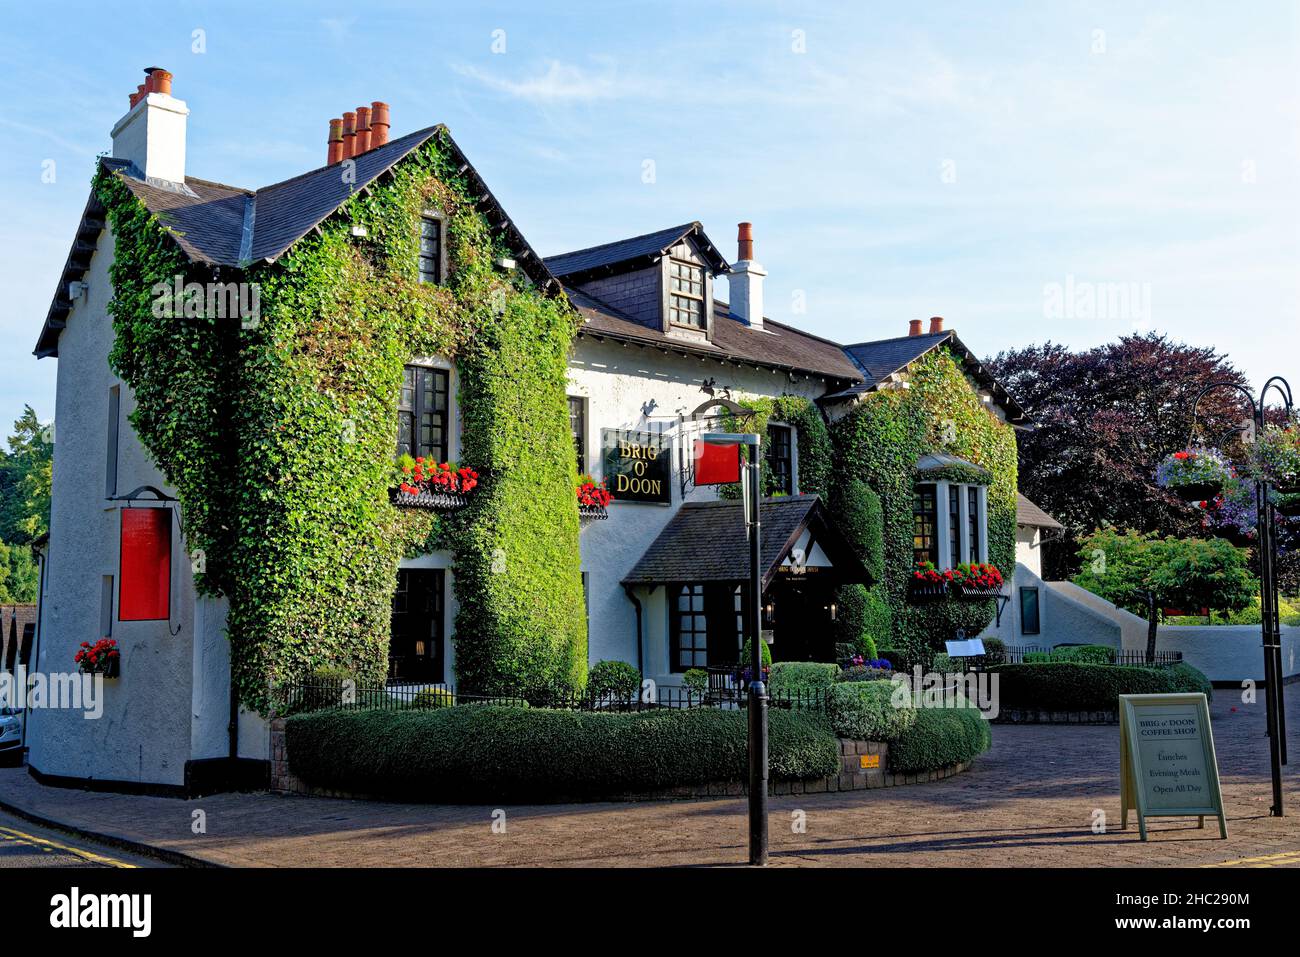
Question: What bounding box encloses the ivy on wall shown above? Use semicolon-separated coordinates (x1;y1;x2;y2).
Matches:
719;394;832;498
831;348;1018;665
97;137;586;711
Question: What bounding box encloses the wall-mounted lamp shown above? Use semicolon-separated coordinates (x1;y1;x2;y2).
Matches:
762;600;776;627
828;602;838;622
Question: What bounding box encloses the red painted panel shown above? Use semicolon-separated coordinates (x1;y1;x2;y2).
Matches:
693;438;741;485
120;508;171;621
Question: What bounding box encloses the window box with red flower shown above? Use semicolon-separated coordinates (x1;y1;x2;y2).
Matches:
907;561;950;602
75;638;120;678
576;475;612;521
949;562;1005;600
391;455;480;511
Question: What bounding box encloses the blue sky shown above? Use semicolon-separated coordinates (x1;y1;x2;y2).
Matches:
2;1;1298;431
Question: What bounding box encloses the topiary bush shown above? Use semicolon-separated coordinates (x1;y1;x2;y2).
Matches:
769;661;839;694
826;681;916;741
586;660;642;701
285;705;840;801
990;662;1212;712
682;668;709;698
888;705;991;774
411;687;456;709
740;637;773;670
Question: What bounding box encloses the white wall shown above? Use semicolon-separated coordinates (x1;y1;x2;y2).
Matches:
1156;625;1299;683
567;335;827;687
29;226;202;786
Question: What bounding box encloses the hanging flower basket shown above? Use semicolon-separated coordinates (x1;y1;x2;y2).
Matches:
1249;424;1300;493
1275;493;1300;517
1155;448;1232;502
576;475;612;521
75;638;120;678
392;457;479;511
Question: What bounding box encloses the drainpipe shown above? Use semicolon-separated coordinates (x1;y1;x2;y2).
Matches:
228;649;238;763
623;585;644;676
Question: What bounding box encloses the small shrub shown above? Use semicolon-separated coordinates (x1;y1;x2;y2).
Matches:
586;660;641;701
981;637;1006;665
931;653;957;674
1049;644;1115;665
740;637;773;670
837;665;893;683
769;661;839;694
889;706;991;774
827;681;916;741
1023;651;1052;664
411;687;456;710
1167;662;1213;699
682;668;709;697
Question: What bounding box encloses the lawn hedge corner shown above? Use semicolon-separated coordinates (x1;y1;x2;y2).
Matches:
283;704;841;802
989;661;1213;713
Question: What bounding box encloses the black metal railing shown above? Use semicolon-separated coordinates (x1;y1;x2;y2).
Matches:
278;677;827;716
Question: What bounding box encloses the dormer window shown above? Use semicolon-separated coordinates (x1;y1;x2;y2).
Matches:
668;258;705;329
419;212;445;285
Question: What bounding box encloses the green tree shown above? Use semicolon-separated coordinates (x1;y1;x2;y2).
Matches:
1074;528;1256;661
0;405;53;545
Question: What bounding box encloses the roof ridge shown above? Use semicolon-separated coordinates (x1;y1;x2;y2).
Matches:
841;329;951;349
253;125;441;197
544;221;698;262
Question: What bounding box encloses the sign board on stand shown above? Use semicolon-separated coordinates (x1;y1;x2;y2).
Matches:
1119;693;1227;840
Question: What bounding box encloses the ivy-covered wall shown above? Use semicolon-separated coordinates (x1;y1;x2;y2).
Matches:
831;348;1018;665
720;394;833;498
97;137;586;711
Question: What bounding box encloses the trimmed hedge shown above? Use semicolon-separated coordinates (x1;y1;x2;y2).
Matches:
991;662;1213;712
285;705;840;802
889;706;991;775
769;661;839;694
827;681;917;741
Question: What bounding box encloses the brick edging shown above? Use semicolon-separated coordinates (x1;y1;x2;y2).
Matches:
271;721;973;802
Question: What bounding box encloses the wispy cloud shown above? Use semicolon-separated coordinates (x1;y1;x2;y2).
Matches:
452;58;630;103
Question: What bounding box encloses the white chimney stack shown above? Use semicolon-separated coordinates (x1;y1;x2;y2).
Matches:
111;67;188;186
729;221;766;330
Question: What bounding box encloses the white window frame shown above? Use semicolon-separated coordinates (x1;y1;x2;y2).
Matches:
935;481;989;567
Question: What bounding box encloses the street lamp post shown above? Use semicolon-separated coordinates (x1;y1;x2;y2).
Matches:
1190;377;1292;817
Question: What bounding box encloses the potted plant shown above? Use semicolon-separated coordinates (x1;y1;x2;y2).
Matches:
1155;447;1233;502
950;562;1005;598
1249;424;1300;493
576;475;612;518
75;638;120;678
908;560;950;601
393;455;479;509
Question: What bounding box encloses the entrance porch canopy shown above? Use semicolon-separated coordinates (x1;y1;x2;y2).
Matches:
621;495;873;590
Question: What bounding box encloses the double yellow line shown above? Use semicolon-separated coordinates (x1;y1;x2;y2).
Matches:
1202;848;1300;868
0;824;137;868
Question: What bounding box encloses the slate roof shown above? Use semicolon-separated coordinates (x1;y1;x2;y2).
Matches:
622;495;871;589
570;287;863;382
544;222;730;281
1016;493;1063;530
35;125;559;357
827;330;1030;424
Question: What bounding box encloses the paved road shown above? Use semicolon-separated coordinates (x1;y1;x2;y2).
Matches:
0;691;1296;867
0;808;162;868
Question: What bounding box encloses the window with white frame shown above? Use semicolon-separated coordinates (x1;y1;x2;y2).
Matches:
668;258;706;329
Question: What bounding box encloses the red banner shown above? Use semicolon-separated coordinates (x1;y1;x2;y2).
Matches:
120;508;171;621
693;438;741;485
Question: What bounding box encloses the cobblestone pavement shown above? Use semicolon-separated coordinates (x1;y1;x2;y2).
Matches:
0;692;1296;867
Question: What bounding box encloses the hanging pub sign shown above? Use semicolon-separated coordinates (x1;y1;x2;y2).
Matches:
693;436;741;485
1120;693;1227;840
602;428;671;505
119;507;172;621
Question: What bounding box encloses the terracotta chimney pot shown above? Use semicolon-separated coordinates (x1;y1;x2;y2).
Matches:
147;68;173;95
369;102;390;147
341;111;357;160
929;316;945;334
327;118;344;165
737;222;754;261
356;106;372;154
